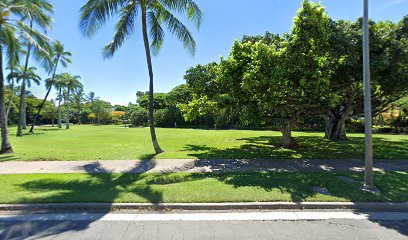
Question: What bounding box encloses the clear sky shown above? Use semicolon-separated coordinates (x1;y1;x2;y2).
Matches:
29;0;408;106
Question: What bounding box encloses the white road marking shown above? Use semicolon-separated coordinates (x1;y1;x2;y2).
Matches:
0;212;408;222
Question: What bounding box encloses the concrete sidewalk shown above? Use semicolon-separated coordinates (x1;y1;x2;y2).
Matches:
0;159;407;174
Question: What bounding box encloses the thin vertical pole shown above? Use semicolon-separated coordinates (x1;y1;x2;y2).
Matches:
363;0;374;188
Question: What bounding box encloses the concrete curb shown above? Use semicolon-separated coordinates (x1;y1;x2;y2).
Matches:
1;202;407;212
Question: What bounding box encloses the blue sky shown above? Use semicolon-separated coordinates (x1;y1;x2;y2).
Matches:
29;0;408;105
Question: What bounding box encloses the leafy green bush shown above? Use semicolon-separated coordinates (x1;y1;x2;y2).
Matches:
130;106;148;127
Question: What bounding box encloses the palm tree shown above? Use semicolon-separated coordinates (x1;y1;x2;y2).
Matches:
59;73;83;129
30;40;72;133
11;66;41;136
6;66;18;119
87;91;99;124
6;43;22;119
17;0;53;132
80;0;203;154
73;87;85;125
53;77;65;128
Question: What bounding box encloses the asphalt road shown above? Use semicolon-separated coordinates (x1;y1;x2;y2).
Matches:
0;211;407;240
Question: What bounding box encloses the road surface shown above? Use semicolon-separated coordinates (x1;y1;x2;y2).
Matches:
0;211;407;239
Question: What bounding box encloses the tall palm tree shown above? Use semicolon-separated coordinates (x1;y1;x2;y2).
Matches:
10;65;41;136
18;0;53;132
87;91;99;124
5;42;22;119
80;0;203;154
59;73;82;129
6;66;18;119
30;40;72;133
73;87;85;125
53;77;65;128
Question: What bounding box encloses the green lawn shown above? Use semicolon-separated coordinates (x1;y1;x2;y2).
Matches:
1;172;407;203
2;125;407;161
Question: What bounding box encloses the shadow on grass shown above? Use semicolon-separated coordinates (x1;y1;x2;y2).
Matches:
0;154;18;162
35;128;67;132
182;136;408;160
0;171;407;238
0;159;161;239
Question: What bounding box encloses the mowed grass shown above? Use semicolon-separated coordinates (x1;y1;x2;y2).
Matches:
0;171;407;203
3;125;408;161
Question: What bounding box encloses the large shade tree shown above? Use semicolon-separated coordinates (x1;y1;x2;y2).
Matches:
79;0;203;154
324;16;408;140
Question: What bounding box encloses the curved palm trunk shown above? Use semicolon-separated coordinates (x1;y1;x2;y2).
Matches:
142;7;163;154
65;90;70;129
30;58;60;133
29;87;51;133
0;46;13;153
57;89;62;128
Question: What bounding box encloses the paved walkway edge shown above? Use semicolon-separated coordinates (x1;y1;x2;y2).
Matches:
1;202;408;211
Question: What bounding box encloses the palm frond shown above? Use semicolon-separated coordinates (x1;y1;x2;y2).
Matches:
103;1;137;58
150;3;196;55
147;11;165;55
159;0;203;29
80;0;126;37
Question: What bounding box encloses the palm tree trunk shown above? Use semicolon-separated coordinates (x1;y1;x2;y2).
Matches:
16;81;26;137
65;90;70;129
22;102;26;129
29;87;51;133
18;19;33;134
142;7;163;154
78;101;82;125
30;57;60;133
0;45;13;153
6;76;14;119
57;89;62;128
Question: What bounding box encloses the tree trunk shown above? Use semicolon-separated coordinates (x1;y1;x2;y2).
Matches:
325;116;347;141
97;114;100;126
57;89;62;128
78;102;82;125
51;117;54;127
22;102;26;129
142;7;163;154
30;57;60;133
6;77;14;119
65;90;70;129
280;120;298;149
18;20;33;134
30;87;52;133
16;80;26;137
0;46;13;153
